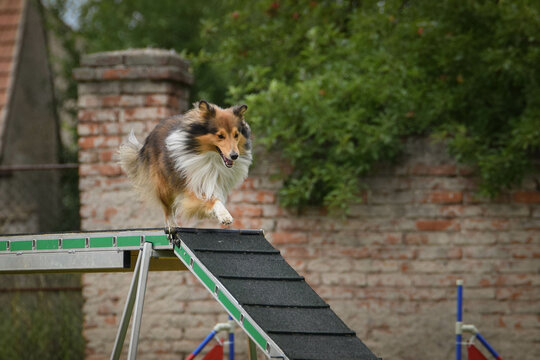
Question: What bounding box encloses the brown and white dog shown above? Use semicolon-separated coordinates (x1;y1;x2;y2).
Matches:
118;100;252;228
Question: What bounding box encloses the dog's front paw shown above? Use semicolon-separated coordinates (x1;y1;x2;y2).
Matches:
218;212;233;225
212;201;233;225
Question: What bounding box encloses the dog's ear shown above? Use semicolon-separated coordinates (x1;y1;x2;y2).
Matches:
239;119;252;150
197;100;215;118
233;104;248;118
240;119;251;139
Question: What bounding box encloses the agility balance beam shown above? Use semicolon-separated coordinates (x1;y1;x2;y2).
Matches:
0;228;379;360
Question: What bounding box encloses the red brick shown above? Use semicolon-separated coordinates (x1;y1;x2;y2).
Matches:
121;106;170;121
145;94;178;107
415;219;460;231
410;274;461;287
78;94;102;107
230;218;274;230
271;232;308;245
261;204;287;217
513;192;540;203
321;273;366;287
98;150;116;163
102;95;145;107
79;164;122;177
463;246;507;259
79;151;99;163
458;164;476;176
228;204;263;218
462;218;510;231
411;163;457;176
281;246;319;259
372;247;417;260
104;207;118;219
367;274;413;287
276;218;332;231
338;247;371;259
78;109;118;122
78;123;101;136
0;13;20;27
495;274;539;287
0;0;22;11
417;247;461;260
316;286;355;300
307;257;353;272
404;233;429;245
0;60;12;73
101;95;121;107
0;28;17;43
230;190;276;204
102;68;131;80
464;191;511;204
238;177;256;190
424;191;463;204
78;136;121;149
496;287;540;301
439;205;483;217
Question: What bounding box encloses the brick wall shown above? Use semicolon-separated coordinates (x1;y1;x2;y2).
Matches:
76;50;540;360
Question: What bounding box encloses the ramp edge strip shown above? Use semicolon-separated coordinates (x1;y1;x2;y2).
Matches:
0;230;171;254
173;241;289;360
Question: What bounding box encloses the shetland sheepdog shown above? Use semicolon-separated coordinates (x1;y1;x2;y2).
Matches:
118;100;252;228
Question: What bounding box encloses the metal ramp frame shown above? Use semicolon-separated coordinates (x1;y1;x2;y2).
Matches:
0;228;379;360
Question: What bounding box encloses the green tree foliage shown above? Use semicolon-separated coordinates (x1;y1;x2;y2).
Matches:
200;0;540;211
61;0;539;211
77;0;230;102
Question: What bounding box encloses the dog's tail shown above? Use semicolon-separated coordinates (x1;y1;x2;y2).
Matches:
118;130;144;183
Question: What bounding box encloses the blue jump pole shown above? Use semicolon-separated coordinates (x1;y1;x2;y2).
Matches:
186;330;217;360
456;279;463;360
228;315;235;360
476;332;503;360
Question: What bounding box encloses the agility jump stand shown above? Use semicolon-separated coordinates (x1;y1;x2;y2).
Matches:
185;315;236;360
456;280;503;360
0;228;379;360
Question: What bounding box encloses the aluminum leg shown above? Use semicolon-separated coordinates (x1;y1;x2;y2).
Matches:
110;251;143;360
247;338;257;360
127;242;152;360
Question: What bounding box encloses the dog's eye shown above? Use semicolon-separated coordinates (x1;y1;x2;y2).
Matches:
234;133;239;139
218;134;225;139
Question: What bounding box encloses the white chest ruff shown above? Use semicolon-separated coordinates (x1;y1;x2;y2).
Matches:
165;131;251;202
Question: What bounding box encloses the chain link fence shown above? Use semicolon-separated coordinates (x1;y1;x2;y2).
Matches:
0;164;80;234
0;163;84;360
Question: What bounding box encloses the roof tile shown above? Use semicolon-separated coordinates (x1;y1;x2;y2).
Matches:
0;0;23;145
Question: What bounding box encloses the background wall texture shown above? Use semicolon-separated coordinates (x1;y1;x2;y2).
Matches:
76;50;540;360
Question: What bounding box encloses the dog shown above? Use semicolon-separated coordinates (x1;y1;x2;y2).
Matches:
118;100;252;228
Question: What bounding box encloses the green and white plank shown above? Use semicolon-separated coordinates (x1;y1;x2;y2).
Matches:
0;229;171;272
173;240;288;359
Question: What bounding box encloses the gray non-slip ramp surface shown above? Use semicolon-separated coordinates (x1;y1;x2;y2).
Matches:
175;228;379;360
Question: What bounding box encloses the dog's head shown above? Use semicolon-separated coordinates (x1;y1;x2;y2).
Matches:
191;100;251;168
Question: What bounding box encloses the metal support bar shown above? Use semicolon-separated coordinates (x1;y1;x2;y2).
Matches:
127;242;152;360
110;250;143;360
247;338;258;360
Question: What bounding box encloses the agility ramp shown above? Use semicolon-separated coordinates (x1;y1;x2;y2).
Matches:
0;228;379;360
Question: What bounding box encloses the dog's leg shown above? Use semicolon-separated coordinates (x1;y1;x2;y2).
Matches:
181;192;233;226
211;200;233;226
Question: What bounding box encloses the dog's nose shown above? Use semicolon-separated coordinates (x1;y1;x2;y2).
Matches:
230;152;239;160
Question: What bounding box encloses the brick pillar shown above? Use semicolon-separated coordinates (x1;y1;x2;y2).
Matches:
74;49;192;230
74;50;202;360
